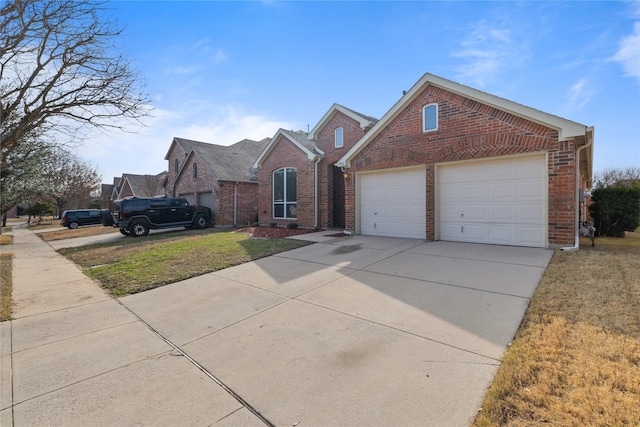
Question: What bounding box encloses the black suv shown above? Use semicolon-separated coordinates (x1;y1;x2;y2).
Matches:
102;197;212;237
61;209;102;229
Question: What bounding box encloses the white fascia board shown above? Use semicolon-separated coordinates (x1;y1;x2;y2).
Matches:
308;103;374;140
252;129;318;169
337;73;590;168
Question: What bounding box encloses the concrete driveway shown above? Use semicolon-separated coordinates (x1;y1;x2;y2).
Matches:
3;229;552;426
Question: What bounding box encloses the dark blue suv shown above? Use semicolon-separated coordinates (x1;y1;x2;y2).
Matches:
60;209;102;229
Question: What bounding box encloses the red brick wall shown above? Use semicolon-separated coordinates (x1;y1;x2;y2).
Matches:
344;85;576;246
173;153;219;203
216;181;258;226
257;135;315;227
312;111;367;228
166;144;187;197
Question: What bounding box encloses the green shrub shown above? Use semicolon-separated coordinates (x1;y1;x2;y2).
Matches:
269;222;277;228
589;183;640;237
24;201;53;220
287;222;299;229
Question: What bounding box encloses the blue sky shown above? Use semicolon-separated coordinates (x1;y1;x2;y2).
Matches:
80;0;640;184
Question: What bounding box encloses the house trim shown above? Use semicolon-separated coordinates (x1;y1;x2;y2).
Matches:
253;129;323;169
336;73;593;181
308;103;376;141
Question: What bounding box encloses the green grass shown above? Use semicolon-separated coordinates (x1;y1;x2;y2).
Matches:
60;230;311;296
0;253;12;321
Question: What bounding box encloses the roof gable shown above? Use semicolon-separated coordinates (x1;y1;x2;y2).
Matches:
308;103;377;140
174;138;270;183
337;73;592;168
118;172;167;198
253;129;323;169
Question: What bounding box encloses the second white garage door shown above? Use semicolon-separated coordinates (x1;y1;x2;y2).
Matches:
438;154;547;247
359;167;426;239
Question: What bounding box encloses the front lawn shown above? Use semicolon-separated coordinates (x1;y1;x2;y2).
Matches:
39;225;118;241
60;230;311;296
474;232;640;425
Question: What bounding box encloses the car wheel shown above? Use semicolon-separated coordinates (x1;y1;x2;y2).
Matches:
69;221;79;229
119;228;130;236
129;221;149;237
194;214;210;229
100;209;113;226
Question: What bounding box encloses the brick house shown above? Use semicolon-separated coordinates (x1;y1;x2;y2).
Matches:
112;172;167;201
166;137;270;226
335;73;594;248
253;104;377;228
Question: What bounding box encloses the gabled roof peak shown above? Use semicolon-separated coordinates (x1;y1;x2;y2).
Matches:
308;103;378;140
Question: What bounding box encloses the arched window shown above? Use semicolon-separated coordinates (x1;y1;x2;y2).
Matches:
193;163;198;179
273;167;297;219
423;103;438;132
175;159;179;173
335;127;344;148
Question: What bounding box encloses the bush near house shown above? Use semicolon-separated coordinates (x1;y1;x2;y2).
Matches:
589;184;640;237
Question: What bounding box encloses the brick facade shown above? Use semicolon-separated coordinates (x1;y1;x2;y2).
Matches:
343;85;577;246
165;144;185;197
257;135;316;227
216;181;258;226
173;152;219;202
256;111;369;229
312;111;368;228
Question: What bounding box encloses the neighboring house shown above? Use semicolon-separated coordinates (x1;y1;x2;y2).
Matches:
100;183;113;209
334;73;594;248
166;137;270;226
253;104;377;228
111;172;168;203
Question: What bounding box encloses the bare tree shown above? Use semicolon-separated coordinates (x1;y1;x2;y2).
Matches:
592;167;640;189
42;147;101;217
0;0;151;170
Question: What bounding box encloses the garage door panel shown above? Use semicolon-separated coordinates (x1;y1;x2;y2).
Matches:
488;205;515;221
439;155;547;248
360;167;426;239
517;180;545;199
517;204;545;222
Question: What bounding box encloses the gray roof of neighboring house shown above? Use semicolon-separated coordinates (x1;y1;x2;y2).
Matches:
122;172;168;197
188;138;271;182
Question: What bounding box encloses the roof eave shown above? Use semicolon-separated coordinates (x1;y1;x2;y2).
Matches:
336;73;591;168
308;103;375;140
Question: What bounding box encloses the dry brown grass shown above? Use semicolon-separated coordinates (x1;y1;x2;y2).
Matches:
0;252;12;321
0;234;12;245
39;225;118;241
474;232;640;426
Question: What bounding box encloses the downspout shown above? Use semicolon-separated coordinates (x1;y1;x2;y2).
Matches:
561;127;594;252
233;182;238;226
314;157;321;228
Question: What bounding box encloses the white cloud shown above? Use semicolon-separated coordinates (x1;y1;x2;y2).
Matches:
567;78;592;110
613;22;640;83
453;18;529;87
78;105;295;183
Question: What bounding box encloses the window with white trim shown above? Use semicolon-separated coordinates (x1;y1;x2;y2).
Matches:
423;103;438;132
335;127;344;148
193;163;198;179
273;167;297;219
175;159;179;172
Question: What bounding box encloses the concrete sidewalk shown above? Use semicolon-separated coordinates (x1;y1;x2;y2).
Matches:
1;226;267;426
1;226;552;426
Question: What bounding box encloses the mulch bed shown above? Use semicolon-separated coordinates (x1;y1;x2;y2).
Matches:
234;226;317;239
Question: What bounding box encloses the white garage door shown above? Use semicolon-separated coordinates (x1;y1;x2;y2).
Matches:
438;155;547;247
359;167;426;239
